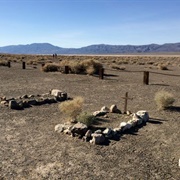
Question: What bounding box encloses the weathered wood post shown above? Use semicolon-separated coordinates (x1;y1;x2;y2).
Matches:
22;61;26;69
8;61;11;68
99;67;104;79
65;66;69;74
143;71;149;85
122;92;133;114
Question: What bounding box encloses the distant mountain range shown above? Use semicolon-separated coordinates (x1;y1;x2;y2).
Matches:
0;42;180;54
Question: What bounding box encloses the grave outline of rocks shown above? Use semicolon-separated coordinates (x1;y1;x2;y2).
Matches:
55;103;149;145
0;89;68;110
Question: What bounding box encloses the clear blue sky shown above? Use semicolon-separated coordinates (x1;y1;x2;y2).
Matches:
0;0;180;48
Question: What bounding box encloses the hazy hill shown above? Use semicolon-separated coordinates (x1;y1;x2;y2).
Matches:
0;42;180;54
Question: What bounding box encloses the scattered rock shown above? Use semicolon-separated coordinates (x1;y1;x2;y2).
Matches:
85;129;92;138
55;123;72;133
71;122;88;137
61;92;68;100
113;127;121;133
93;111;107;117
104;114;109;118
50;89;62;97
55;124;64;133
120;123;132;132
110;104;121;113
94;129;102;134
0;96;6;101
90;133;106;145
136;110;149;122
126;110;132;115
100;106;109;113
0;100;8;106
63;129;72;135
28;94;35;98
27;99;37;106
9;100;21;110
119;122;127;129
103;128;114;138
21;94;28;99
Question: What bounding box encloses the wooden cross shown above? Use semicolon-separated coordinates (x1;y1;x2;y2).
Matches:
122;92;133;114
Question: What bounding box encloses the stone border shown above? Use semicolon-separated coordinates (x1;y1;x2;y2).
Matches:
0;89;68;110
55;110;149;145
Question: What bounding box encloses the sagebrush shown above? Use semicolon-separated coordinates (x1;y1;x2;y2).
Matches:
154;90;175;110
59;96;84;122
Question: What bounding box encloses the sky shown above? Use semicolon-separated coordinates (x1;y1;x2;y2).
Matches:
0;0;180;48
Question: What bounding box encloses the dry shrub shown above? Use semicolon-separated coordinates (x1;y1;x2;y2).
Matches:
0;60;8;66
59;59;102;75
111;65;126;70
82;59;103;75
41;63;61;72
158;64;168;70
59;96;84;121
154;90;175;110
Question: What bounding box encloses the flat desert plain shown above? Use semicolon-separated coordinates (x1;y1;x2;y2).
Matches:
0;54;180;179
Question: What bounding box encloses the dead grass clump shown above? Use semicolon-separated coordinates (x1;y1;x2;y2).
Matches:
59;59;103;75
0;60;8;66
154;90;175;110
111;65;126;70
82;59;103;75
41;63;61;72
59;96;84;122
158;64;168;70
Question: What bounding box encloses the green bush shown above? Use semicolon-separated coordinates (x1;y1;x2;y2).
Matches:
77;112;96;127
154;90;175;110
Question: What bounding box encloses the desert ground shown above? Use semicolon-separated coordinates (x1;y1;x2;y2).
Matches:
0;54;180;179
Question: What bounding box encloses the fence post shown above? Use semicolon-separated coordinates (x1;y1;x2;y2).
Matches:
22;62;26;69
99;68;104;79
143;71;149;85
8;61;11;68
65;66;69;74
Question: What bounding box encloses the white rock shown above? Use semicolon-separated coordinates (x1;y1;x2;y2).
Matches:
100;106;109;113
110;104;118;113
127;119;137;127
93;111;107;117
122;123;132;131
90;133;105;145
85;130;92;138
136;110;149;122
113;127;121;133
50;89;62;97
119;122;127;128
54;124;64;133
103;128;112;135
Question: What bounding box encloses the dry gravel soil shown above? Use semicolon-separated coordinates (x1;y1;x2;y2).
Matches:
0;56;180;180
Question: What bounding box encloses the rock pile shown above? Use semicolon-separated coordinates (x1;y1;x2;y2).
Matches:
55;110;149;145
93;104;121;117
0;89;68;110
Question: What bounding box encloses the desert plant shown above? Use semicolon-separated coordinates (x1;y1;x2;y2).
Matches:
59;96;84;122
0;60;8;66
59;59;103;75
77;112;96;127
158;64;168;70
41;63;61;72
154;90;175;110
